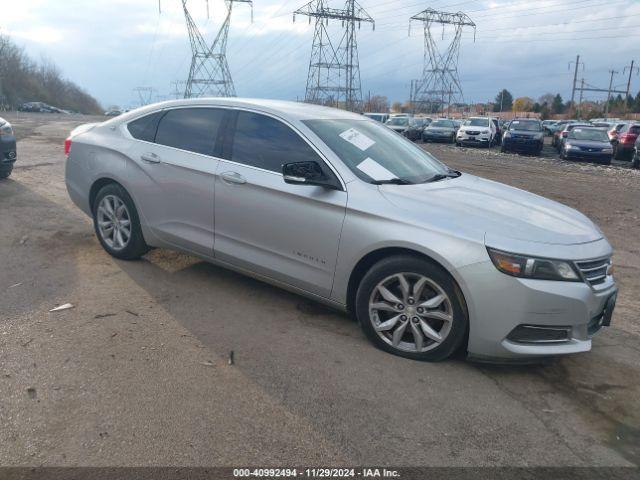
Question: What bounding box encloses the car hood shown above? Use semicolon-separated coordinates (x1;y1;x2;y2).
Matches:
567;139;611;148
508;130;542;137
426;127;455;133
378;174;602;246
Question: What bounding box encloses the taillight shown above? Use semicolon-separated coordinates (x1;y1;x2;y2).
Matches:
620;134;636;144
64;137;71;156
562;132;568;137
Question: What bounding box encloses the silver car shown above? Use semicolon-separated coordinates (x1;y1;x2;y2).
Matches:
65;99;617;362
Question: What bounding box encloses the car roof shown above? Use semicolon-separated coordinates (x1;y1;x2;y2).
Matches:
109;97;365;124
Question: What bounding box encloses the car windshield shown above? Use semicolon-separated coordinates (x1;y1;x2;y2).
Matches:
303;119;450;183
463;118;489;127
509;120;542;132
387;117;409;126
431;120;454;128
568;128;608;141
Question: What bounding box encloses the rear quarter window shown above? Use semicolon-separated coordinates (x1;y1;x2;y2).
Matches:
127;111;163;142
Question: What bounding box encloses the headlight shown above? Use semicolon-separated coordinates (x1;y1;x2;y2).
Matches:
565;143;576;150
534;133;544;140
603;147;613;153
0;121;12;136
503;131;511;138
487;248;580;281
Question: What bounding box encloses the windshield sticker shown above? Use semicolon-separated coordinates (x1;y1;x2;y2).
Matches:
356;158;395;181
574;129;582;132
339;128;376;151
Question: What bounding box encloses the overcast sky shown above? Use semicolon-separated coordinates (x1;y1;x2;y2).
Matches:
1;0;639;108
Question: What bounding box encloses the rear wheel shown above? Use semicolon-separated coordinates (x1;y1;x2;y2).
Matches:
93;183;149;260
356;255;468;361
633;152;640;169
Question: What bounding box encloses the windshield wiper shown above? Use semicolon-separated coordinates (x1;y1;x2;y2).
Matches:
423;170;461;183
370;178;414;185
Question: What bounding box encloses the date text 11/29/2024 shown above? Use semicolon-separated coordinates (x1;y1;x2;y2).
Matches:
233;468;400;478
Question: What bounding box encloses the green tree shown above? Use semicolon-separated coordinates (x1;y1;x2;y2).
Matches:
493;89;513;112
552;94;564;114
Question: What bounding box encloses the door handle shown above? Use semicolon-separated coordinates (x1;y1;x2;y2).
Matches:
220;171;247;185
141;152;160;164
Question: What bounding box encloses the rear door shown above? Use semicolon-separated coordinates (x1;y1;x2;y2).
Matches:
213;110;347;298
126;107;226;257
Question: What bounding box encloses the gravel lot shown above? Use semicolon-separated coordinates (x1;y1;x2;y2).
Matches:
1;113;639;467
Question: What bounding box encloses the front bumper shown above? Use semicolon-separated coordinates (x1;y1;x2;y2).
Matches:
459;254;617;361
424;131;454;142
502;137;543;152
457;133;491;145
565;149;613;162
0;134;17;171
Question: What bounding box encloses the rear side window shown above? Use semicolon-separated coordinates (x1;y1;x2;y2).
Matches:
230;111;320;172
127;112;162;142
155;108;224;156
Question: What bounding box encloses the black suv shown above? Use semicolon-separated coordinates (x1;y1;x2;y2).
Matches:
0;117;17;178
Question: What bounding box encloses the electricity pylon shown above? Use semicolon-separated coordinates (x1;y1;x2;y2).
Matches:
181;0;253;98
294;0;374;112
409;8;475;114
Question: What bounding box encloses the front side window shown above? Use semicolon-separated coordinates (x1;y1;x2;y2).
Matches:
155;108;224;156
303;119;449;183
231;111;321;173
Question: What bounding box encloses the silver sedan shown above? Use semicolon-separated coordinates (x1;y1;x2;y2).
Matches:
65;99;617;362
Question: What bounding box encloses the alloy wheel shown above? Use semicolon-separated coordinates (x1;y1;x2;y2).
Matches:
369;272;453;353
97;195;131;251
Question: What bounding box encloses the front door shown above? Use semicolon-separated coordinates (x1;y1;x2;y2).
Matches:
214;110;347;298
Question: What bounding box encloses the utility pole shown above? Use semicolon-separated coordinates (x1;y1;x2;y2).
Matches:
294;0;374;112
604;69;618;117
623;60;638;113
578;78;584;118
568;55;583;117
408;8;475;115
499;90;504;112
133;86;155;106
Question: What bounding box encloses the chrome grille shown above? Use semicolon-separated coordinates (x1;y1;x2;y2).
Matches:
575;257;611;286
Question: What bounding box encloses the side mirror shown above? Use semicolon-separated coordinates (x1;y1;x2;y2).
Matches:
282;161;340;190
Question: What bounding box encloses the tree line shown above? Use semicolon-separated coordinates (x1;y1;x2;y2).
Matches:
492;89;640;119
0;35;102;114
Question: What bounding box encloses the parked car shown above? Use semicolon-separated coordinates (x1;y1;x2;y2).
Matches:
385;115;411;134
0;116;17;179
559;126;613;165
500;118;544;155
456;117;497;147
104;109;123;117
422;118;458;143
607;122;627;142
404;117;429;141
363;113;389;124
64;98;616;362
541;120;557;135
491;118;503;145
612;123;640;160
18;101;63;113
550;120;574;146
556;122;591;152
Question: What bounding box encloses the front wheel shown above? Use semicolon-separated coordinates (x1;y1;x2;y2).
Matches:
0;167;12;179
93;183;149;260
355;255;468;361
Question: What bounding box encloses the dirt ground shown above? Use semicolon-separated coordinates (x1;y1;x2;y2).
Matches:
1;113;639;468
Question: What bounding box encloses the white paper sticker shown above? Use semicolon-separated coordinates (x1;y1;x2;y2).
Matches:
356;158;395;181
339;128;376;151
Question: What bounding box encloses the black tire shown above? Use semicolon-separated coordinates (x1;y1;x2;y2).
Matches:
355;255;468;362
92;183;149;260
633;153;640;169
500;145;506;153
599;156;612;166
613;144;622;160
0;167;12;179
